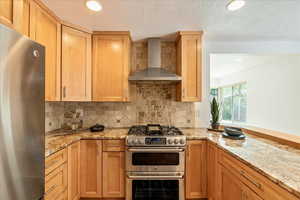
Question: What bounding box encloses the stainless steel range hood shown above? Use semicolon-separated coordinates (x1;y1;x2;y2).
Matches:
129;38;181;81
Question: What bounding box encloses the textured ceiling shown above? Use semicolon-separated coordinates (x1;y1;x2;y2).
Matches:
210;54;299;79
42;0;300;41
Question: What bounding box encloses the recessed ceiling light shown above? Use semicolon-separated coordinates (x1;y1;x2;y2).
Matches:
86;0;102;12
227;0;246;11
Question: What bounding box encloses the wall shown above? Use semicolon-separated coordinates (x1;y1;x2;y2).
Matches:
45;42;199;132
199;38;300;134
211;55;300;135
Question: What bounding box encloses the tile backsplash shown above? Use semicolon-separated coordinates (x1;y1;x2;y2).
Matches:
45;41;201;132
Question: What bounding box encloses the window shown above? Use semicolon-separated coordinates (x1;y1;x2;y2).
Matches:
211;83;247;123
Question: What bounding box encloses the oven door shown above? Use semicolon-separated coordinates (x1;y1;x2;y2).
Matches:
126;147;185;172
126;172;185;200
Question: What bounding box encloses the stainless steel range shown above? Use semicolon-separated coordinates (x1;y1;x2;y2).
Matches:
126;124;186;200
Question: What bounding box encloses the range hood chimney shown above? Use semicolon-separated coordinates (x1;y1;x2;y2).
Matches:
129;38;181;81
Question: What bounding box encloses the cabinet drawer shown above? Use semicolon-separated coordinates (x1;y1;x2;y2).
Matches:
103;140;125;152
45;163;68;200
219;150;299;200
45;148;67;175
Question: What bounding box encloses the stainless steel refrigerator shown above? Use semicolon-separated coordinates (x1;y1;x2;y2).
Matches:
0;24;45;200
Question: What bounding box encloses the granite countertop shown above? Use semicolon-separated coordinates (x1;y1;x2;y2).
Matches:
45;128;300;198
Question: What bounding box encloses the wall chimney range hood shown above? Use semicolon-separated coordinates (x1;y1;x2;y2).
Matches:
129;38;181;81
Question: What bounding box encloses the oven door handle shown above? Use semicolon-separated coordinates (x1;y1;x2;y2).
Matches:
127;175;184;180
127;148;185;153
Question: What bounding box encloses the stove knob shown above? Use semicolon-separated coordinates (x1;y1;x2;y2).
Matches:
180;139;185;145
168;139;174;144
138;139;143;144
174;139;179;144
134;139;139;144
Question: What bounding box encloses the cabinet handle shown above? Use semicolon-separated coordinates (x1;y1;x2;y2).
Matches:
63;86;66;98
45;184;57;195
240;170;262;190
182;88;185;97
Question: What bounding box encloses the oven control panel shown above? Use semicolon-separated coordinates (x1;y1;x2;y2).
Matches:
145;137;166;145
126;136;186;147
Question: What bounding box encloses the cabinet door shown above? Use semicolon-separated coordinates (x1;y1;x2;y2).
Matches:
92;34;130;102
80;140;102;198
45;163;68;200
186;140;207;199
62;26;91;101
177;32;202;102
207;142;220;200
220;165;243;200
0;0;21;30
102;151;125;198
30;1;61;101
68;142;80;200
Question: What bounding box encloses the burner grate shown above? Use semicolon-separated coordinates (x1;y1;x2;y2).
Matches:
128;125;183;136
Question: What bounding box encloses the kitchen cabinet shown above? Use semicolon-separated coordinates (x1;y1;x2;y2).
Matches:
220;164;243;200
102;139;125;198
218;145;299;200
30;0;61;101
21;0;30;36
80;140;102;198
207;142;220;200
102;152;125;198
68;142;80;200
45;149;68;200
92;32;131;102
186;140;207;199
176;31;203;102
62;25;92;101
0;0;26;33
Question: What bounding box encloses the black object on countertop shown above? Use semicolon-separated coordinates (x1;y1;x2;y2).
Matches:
224;126;243;136
223;126;245;140
222;132;246;140
90;124;105;132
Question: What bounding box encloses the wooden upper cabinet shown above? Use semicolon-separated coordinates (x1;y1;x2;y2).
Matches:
176;31;203;102
30;0;61;101
92;32;131;102
80;140;102;198
0;0;29;35
62;26;91;101
0;0;15;27
186;140;207;199
102;151;125;198
68;142;81;200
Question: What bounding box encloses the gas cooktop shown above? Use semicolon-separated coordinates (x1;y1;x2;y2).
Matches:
128;124;183;136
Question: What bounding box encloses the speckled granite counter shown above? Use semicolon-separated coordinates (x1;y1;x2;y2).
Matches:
45;128;128;157
45;128;300;198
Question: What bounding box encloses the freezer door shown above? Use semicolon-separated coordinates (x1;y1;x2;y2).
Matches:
0;25;45;200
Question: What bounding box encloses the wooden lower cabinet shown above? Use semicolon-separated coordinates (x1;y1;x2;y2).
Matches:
45;160;68;200
207;142;220;200
68;142;81;200
80;140;102;198
186;140;207;199
102;151;125;198
220;164;243;200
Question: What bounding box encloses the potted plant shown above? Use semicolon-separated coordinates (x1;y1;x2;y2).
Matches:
210;97;220;130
